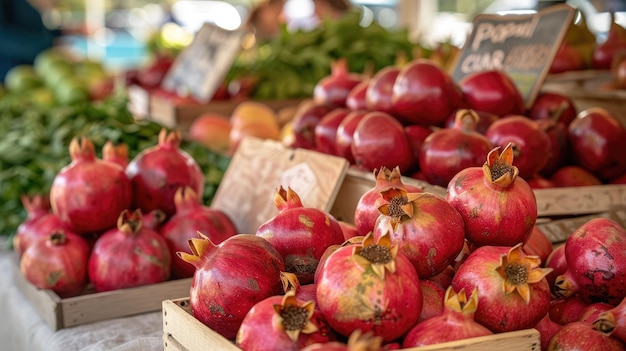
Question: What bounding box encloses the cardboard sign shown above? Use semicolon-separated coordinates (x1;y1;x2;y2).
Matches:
210;137;349;234
450;4;575;108
161;23;245;103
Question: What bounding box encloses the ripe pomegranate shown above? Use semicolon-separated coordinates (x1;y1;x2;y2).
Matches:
313;58;365;108
353;166;422;237
447;143;537;247
451;244;552;333
20;230;90;298
50;137;132;234
314;108;351;155
13;194;58;257
365;66;400;115
545;243;567;295
299;330;383;351
345;79;369;111
554;217;626;304
419;109;493;187
391;59;462;127
316;233;422;342
403;287;493;347
549;295;589;326
536;114;571;178
102;141;129;169
178;233;285;340
527;175;556;189
418;279;446;322
160;187;238;279
126;128;204;217
351;111;415;174
334;109;369;164
404;124;433;169
280;271;318;305
485;115;551;179
444;108;499;134
256;186;344;284
88;209;171;292
373;187;465;278
528;92;577;127
522;226;554;264
458;70;525;117
547;321;626;351
235;291;335;351
594;297;626;343
550;165;603;187
289;101;335;150
579;302;614;323
535;313;562;351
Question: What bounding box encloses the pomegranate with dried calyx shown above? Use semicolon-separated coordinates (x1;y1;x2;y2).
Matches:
50;137;132;235
160;187;238;279
316;232;422;342
126;128;204;217
179;233;285;340
451;244;553;333
554;217;626;305
372;187;465;279
313;58;365;108
88;209;171;292
593;297;626;343
579;302;613;323
447;143;537;247
102;141;129;169
547;321;625;351
255;186;344;285
403;287;493;348
13;194;65;257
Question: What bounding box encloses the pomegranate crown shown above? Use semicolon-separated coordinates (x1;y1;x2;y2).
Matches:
495;243;552;304
483;142;519;187
272;290;318;342
352;232;398;279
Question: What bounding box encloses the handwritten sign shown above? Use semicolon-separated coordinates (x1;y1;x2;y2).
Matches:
210;137;349;234
450;4;575;108
161;23;245;103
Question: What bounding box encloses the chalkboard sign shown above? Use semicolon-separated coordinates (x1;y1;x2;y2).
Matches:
161;23;246;103
449;4;575;108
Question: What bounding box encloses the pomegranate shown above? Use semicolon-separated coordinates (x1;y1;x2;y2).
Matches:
365;66;400;115
550;165;603;187
458;70;525;118
447;143;538;247
404;124;433;169
102;141;129;169
20;230;90;298
290;101;335;150
50;137;132;234
160;187;238;279
592;11;626;70
535;112;571;178
142;209;167;231
126;128;204;217
545;243;567;295
554;217;626;304
314;108;351;155
579;302;614;323
353;166;422;237
313;236;363;284
299;330;383;351
391;59;463;126
549;295;589;325
535;313;562;351
316;233;422;342
528;92;577;127
178;233;285;340
485;115;551;179
373;187;465;278
13;194;56;257
451;244;553;333
313;58;365;108
334;109;369;164
419;109;493;187
235;291;335;351
444;108;499;134
256;186;344;284
351;111;415;173
418;279;446;322
522;226;554;264
527;175;556;189
280;271;317;305
547;321;626;351
345;79;369;111
403;287;493;347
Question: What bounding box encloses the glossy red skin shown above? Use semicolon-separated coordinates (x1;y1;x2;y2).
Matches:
373;192;466;278
486;115;551;179
419;119;493;187
558;218;626;304
346;79;370;111
313;66;364;108
536;118;570;177
51;141;132;234
578;302;613;323
568;108;626;180
314;108;351;155
459;70;525;118
451;245;552;333
535;313;562;351
547;321;626;351
545;243;567;295
444;109;499;134
446;167;537;247
338;220;359;241
316;244;422;342
20;230;90;298
392;59;462;127
595;297;626;343
526;175;556;189
549;42;585;74
549;165;603;187
366;66;400;115
404;124;433;169
522;226;553;264
236;295;335;351
161;190;238;279
528;92;578;127
611;172;626;184
14;195;64;257
417;279;445;322
549;296;589;325
351;111;415;173
88;217;171;292
593;18;626;70
290;103;336;150
188;235;285;340
334;110;369;164
426;265;456;290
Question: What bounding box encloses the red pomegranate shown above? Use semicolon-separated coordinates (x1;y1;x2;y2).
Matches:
549;295;589;326
314;108;351;155
160;187;238;279
451;244;553;333
447;143;537;247
373;187;466;278
345;79;369;111
418;279;446;322
593;297;626;343
522;226;554;264
444;108;499;134
13;194;63;257
290;102;336;150
534;313;562;351
299;330;383;351
458;70;525;118
365;66;400;115
579;302;614;323
316;233;422;342
545;243;567;295
547;321;626;351
102;140;129;169
550;165;603;187
334;109;369;164
313;58;365;108
50;137;132;234
528;92;577;127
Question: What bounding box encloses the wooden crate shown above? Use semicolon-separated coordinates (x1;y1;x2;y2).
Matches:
537;206;626;244
12;256;192;331
162;298;541;351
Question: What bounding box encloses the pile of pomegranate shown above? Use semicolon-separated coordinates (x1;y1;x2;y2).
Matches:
286;57;626;188
14;128;238;297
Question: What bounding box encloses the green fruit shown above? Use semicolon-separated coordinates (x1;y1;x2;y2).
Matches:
4;65;43;92
55;79;89;105
31;87;56;107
